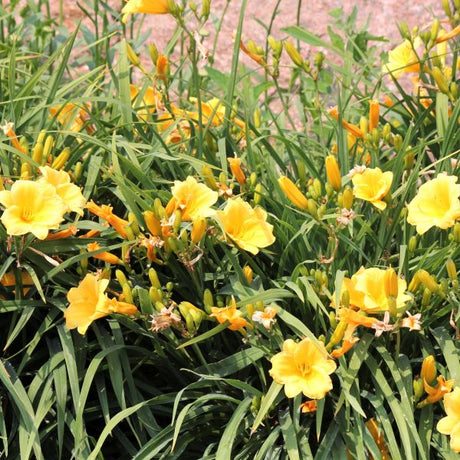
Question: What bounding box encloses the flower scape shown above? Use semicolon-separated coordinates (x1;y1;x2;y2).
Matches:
0;1;459;458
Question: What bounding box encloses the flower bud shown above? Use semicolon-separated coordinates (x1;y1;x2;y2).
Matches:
278;176;309;210
393;134;403;152
253;183;262;205
284;41;304;67
447;258;457;281
32;142;44;165
307;199;318;219
384;267;399;298
149;267;161;289
369;100;379;133
144;210;162;236
313;178;323;198
149;286;163;304
203;288;214;314
421;288;432;306
20;162;32;180
453;223;460;243
51;147;70;170
326;320;347;351
413;378;424;402
201;0;210;19
421;355;436;384
228;156;246;185
431;67;450;94
408;235;418;254
343;186;354;210
417;269;438;292
359;115;368;135
325;155;341;192
243;265;253;284
191;217;207;243
399;21;411;40
443;0;453;17
43;134;54;162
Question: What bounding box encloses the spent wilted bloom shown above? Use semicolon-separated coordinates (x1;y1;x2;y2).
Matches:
252;306;278;330
382;38;422;78
269;338;336;399
86;201;129;239
300;400;317;413
216;197;275;255
437;387;460;453
210;297;248;331
150;306;182;333
0;180;66;239
348;165;366;177
372;311;395;337
38;166;86;216
64;273;139;335
407;173;460;235
166;176;218;221
328;106;364;138
400;311;422;331
122;0;170;23
351;167;393;210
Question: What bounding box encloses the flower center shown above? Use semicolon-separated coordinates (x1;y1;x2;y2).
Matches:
21;206;34;222
298;362;312;377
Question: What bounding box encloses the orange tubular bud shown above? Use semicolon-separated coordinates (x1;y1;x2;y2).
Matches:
228;157;246;185
191;216;207;243
369;100;379;132
87;242;123;265
278;176;309;210
435;24;460;44
328;107;364;138
144;210;162;236
79;229;101;239
243;265;253;284
421;355;436;384
156;54;169;81
325;155;342;192
46;225;78;240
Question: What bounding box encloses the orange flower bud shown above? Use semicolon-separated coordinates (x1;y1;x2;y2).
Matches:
228;156;246;185
369;100;380;132
325;155;341;192
278;176;309;210
421;355;436;384
384;267;398;298
191;216;207;243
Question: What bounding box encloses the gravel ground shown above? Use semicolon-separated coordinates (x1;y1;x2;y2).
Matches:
52;0;443;66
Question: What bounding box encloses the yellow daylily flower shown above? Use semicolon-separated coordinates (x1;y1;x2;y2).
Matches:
122;0;170;23
407;173;460;235
382;38;422;78
38;166;86;216
269;338;336;399
437;387;460;453
64;273;138;335
333;267;411;314
0;180;66;239
130;84;163;120
49;102;93;134
351;167;393;210
215;197;275;255
166;176;218;221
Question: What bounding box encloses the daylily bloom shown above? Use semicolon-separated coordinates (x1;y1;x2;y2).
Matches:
166;176;218;221
38;166;86;216
49;102;93;134
437;387;460;453
210;297;248;331
382;38;422;78
122;0;170;23
351;167;393;210
0;180;66;239
407;173;460;235
300;400;317;413
216;197;275;255
269;338;337;399
130;84;163;120
334;267;412;314
422;375;455;404
64;273;139;335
